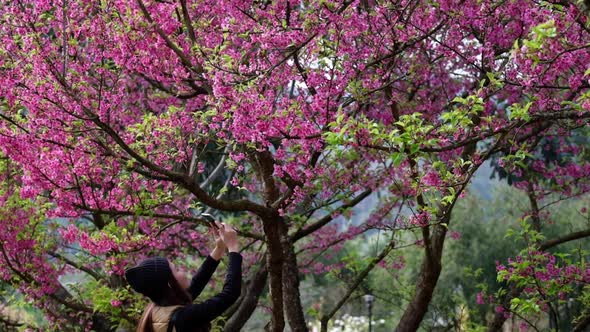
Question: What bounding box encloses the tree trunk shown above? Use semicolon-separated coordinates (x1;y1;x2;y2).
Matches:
281;234;308;332
573;313;590;332
395;224;446;332
394;258;442;332
262;215;287;332
224;265;268;332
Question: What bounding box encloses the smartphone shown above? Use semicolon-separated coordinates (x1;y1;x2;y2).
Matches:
201;213;219;229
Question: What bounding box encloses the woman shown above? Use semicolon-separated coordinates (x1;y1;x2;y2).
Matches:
125;222;242;332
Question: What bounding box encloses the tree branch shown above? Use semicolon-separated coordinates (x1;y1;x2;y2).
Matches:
199;149;228;188
178;0;196;44
319;239;396;332
540;229;590;251
48;251;102;281
135;0;204;75
76;207;265;241
292;189;372;241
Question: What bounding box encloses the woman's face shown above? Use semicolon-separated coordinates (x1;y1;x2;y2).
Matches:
169;262;190;289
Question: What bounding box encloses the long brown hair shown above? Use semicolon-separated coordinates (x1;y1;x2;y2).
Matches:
136;272;192;332
136;303;155;332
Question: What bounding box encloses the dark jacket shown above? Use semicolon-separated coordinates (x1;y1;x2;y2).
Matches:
151;252;242;332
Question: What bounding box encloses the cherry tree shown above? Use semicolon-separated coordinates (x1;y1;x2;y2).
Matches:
1;0;590;331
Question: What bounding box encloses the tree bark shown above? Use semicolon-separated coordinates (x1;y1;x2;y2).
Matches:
573;312;590;332
395;224;446;332
224;265;268;332
262;215;286;332
281;233;308;332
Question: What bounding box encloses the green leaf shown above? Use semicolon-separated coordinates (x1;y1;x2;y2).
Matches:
392;152;405;166
452;96;468;104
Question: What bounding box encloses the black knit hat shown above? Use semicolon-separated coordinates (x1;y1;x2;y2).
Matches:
125;257;172;302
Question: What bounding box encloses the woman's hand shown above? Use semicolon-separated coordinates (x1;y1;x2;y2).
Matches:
216;222;239;253
210;226;226;261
